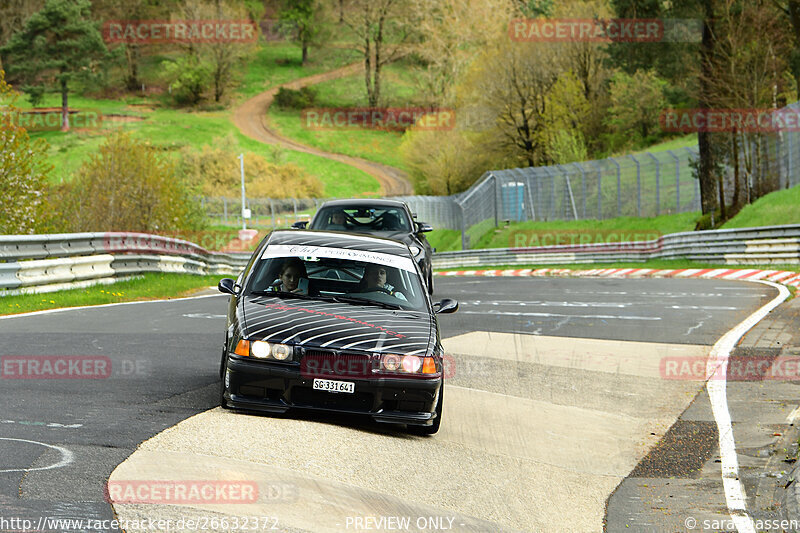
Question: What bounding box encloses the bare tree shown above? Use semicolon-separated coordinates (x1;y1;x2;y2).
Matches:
696;0;791;220
406;0;511;106
461;40;563;167
179;0;258;102
340;0;413;107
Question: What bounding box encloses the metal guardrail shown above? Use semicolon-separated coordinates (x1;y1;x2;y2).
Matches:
432;225;800;269
0;232;251;294
3;225;799;294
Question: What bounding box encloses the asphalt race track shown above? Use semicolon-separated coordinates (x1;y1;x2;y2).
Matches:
0;277;776;532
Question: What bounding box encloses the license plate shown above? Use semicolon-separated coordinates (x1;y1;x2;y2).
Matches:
313;378;354;394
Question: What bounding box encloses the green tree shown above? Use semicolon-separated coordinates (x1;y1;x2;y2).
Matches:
64;133;204;232
605;69;667;150
0;70;52;234
0;0;109;131
161;55;212;106
278;0;327;64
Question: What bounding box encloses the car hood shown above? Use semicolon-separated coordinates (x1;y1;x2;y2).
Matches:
239;295;434;354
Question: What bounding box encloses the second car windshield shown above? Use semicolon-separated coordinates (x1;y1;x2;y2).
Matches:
311;207;410;232
246;255;426;311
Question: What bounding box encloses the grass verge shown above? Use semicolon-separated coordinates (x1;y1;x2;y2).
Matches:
721;185;800;229
0;273;223;316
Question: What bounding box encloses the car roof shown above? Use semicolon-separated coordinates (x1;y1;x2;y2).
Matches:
318;199;409;209
266;229;411;257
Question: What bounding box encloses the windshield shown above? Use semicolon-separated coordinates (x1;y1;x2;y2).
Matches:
245;251;427;311
309;206;411;233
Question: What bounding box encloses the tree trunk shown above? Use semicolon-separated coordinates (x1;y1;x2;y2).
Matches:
126;44;140;91
371;10;385;108
697;0;717;215
731;129;740;210
60;78;69;132
788;1;800;92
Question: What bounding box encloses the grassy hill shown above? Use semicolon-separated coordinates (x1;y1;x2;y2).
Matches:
24;42;379;197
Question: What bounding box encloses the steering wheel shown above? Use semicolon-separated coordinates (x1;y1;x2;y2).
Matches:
363;287;393;295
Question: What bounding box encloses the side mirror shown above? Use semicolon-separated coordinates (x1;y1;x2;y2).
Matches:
433;299;458;314
218;278;239;295
417;222;433;233
291;221;308;229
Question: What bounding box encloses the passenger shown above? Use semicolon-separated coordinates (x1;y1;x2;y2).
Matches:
268;258;309;294
358;264;407;301
326;209;349;231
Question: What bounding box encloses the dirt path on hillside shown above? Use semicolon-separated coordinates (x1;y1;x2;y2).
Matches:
232;63;413;196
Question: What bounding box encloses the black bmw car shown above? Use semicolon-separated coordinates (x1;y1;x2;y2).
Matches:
217;230;457;435
292;199;436;294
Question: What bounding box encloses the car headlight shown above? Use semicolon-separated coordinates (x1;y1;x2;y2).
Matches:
409;245;421;256
235;340;294;361
381;354;438;374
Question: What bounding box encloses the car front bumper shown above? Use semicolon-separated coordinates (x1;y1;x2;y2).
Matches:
223;355;442;426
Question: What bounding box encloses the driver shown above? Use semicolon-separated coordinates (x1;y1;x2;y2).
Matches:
267;258;309;295
359;264;407;301
326;209;349;231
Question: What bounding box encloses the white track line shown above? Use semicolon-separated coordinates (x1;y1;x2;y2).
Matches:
705;280;789;532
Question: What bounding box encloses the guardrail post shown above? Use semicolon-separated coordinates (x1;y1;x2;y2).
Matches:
270;199;276;228
667;150;680;212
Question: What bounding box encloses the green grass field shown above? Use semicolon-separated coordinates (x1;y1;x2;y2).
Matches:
721;185;800;229
0;273;221;315
23;42;379;197
266;60;424;172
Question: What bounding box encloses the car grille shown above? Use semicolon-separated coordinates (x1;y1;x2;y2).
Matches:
301;350;377;379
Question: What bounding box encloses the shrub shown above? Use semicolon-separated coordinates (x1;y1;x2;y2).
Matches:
61;132;205;232
273;86;316;109
179;136;323;198
0;70;52;234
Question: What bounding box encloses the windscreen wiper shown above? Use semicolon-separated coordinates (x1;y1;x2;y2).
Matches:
330;295;404;310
